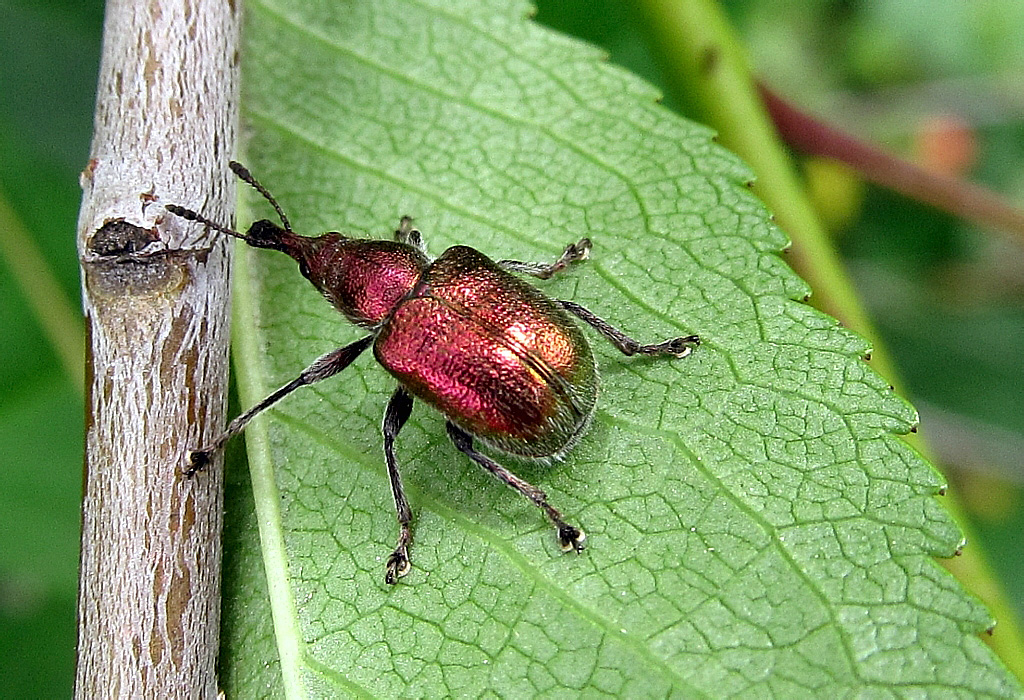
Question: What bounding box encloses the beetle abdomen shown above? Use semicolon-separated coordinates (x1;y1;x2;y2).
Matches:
374;245;597;458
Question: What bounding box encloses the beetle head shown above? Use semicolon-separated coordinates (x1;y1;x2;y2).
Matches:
244;218;293;251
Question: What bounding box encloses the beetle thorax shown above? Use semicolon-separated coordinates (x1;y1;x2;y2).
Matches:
307;237;429;326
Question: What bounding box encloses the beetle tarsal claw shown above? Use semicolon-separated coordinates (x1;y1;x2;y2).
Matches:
666;334;701;358
385;547;411;584
558;523;587;553
184;449;212;478
567;238;592;261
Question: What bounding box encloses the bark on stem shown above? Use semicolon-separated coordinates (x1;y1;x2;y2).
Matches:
75;1;240;696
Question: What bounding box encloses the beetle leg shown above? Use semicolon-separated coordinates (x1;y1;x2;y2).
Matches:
185;335;374;477
556;299;701;358
394;216;426;253
382;387;415;584
497;238;592;280
445;421;586;554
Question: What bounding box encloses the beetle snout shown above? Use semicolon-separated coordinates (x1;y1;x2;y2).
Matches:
244;219;289;249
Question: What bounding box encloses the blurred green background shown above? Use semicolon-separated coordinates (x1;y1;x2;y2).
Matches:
2;0;1021;695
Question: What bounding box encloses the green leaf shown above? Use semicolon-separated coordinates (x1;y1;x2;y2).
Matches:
220;0;1022;696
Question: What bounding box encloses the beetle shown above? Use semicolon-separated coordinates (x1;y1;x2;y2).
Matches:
168;161;700;583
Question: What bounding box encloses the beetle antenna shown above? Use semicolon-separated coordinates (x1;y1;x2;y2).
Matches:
164;204;247;241
229;160;293;232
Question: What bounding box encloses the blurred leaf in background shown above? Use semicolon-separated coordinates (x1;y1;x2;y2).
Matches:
0;0;103;696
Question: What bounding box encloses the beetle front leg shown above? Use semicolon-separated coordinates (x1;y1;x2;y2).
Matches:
185;335;374;477
497;238;592;280
445;422;586;553
382;386;415;584
556;300;700;358
394;216;426;253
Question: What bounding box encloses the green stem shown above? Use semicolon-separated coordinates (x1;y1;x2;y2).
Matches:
634;0;1024;679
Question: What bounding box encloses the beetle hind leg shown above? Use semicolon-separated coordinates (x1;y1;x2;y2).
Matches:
383;387;416;584
445;421;586;554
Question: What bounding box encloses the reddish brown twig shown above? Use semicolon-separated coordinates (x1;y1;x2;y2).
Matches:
760;84;1024;242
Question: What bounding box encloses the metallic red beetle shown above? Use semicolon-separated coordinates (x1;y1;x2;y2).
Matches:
168;161;700;583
